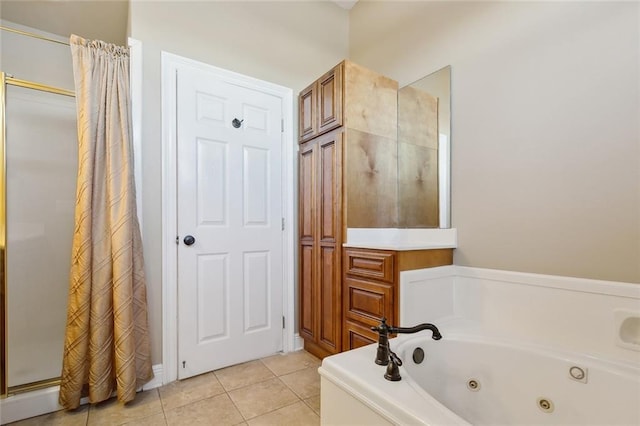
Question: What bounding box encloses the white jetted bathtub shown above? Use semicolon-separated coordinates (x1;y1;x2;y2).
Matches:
319;332;640;425
321;266;640;425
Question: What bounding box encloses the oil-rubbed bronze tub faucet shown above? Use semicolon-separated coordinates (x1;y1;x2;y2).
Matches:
371;317;442;366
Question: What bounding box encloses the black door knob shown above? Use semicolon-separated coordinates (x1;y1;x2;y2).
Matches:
183;235;196;246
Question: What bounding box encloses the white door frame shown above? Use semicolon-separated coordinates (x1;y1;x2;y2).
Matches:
161;52;295;385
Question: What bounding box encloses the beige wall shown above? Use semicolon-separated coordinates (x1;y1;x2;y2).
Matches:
129;1;349;363
1;1;128;46
350;1;640;283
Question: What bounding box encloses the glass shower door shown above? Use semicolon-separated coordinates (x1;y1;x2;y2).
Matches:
5;84;77;390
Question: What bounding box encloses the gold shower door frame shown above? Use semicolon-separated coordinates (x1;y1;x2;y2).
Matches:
0;72;75;397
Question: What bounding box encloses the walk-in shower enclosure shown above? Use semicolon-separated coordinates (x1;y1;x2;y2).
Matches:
0;24;77;396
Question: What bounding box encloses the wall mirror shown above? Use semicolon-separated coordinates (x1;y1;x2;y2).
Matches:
397;65;451;229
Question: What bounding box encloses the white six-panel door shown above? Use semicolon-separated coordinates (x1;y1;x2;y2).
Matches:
176;65;283;379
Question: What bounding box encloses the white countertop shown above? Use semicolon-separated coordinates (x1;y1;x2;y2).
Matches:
343;228;457;251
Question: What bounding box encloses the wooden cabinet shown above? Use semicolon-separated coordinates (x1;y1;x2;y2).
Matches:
298;64;343;142
298;60;456;358
298;60;403;359
342;248;454;351
299;130;343;358
343;248;397;349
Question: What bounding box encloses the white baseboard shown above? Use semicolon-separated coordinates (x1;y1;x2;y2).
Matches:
0;364;164;424
294;333;304;351
0;385;62;424
141;364;164;390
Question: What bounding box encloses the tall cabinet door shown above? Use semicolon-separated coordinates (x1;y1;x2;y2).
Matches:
317;65;343;136
298;83;316;142
298;141;316;342
315;130;343;355
298;130;343;358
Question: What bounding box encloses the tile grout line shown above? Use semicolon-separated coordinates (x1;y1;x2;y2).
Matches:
276;375;301;399
301;397;321;418
277;366;321;400
215;370;276;393
258;357;305;378
225;387;248;423
161;372;222;419
157;387;169;426
237;397;304;423
226;373;300;422
161;372;231;422
224;360;312;423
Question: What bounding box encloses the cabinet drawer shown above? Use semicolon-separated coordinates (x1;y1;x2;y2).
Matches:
344;249;394;282
344;277;393;327
344;320;377;350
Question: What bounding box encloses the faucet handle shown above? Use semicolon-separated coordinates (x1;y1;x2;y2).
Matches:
384;348;403;381
388;349;403;367
371;317;390;333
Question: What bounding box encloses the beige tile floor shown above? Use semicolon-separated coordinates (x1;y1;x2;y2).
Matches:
10;351;321;426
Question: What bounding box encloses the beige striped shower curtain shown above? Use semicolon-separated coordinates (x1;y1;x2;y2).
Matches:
59;34;153;410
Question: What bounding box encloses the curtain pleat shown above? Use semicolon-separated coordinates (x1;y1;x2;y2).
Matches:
59;34;153;410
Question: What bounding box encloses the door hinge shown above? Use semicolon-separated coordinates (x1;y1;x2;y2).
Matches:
176;236;179;245
281;217;285;231
282;316;285;329
281;119;284;133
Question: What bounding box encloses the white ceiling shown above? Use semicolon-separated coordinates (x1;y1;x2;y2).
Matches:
0;0;129;45
332;1;359;10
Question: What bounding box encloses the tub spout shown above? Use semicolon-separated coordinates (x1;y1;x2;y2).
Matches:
371;317;442;365
392;323;443;340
